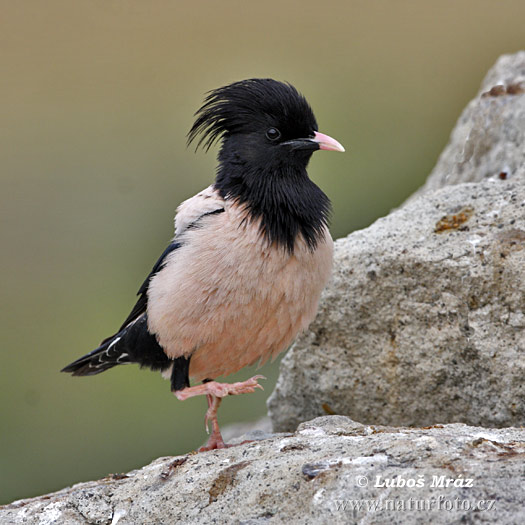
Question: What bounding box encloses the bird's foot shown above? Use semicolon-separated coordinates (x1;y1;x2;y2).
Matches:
197;430;231;452
197;437;255;452
174;375;266;401
199;394;230;452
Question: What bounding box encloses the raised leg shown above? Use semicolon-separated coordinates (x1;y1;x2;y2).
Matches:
174;375;265;401
173;375;266;452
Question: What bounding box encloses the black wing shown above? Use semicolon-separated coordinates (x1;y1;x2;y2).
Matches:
117;241;181;332
117;207;224;331
62;241;182;376
62;209;225;388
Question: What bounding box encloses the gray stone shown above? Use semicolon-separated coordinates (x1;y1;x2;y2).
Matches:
268;179;525;432
221;416;275;444
2;416;524;524
410;51;525;199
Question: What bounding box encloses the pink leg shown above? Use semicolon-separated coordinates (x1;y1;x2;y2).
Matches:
199;394;226;452
174;375;265;401
174;375;266;452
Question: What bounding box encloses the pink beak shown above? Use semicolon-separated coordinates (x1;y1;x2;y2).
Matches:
313;131;345;152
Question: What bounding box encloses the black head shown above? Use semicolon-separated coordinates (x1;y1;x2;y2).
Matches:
187;78;320;171
187;79;344;253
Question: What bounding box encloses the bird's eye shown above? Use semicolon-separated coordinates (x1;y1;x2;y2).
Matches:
265;128;281;141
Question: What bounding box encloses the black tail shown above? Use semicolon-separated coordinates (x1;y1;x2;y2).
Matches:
61;315;171;377
61;334;132;376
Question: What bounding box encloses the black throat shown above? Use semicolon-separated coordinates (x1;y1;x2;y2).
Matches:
214;156;331;253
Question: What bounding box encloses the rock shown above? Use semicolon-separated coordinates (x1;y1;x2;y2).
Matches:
268;52;525;434
220;416;274;444
268;179;525;432
2;416;524;524
410;51;525;199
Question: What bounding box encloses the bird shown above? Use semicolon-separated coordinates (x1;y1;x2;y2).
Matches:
62;78;344;451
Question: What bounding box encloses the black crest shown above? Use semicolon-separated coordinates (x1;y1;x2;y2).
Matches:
187;78;318;151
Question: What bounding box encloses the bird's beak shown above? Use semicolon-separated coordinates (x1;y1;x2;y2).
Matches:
312;131;345;152
282;131;345;153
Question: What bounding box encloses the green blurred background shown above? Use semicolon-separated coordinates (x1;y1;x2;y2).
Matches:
1;0;524;505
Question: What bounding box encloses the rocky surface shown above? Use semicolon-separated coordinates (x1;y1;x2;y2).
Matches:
410;51;525;198
221;416;273;444
268;52;525;433
2;416;524;524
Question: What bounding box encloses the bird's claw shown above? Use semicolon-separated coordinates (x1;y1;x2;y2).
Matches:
219;375;266;397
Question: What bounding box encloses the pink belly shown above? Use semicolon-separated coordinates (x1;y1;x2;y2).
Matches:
147;206;333;382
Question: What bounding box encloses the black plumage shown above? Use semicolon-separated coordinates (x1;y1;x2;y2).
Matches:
118;241;181;332
61;314;170;376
